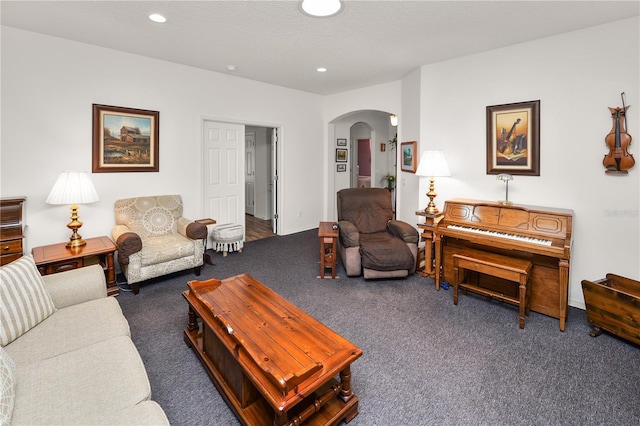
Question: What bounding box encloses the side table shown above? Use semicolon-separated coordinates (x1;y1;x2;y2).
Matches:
318;221;339;279
415;210;443;285
32;236;118;296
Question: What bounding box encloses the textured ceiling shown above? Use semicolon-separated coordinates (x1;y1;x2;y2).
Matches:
2;1;638;95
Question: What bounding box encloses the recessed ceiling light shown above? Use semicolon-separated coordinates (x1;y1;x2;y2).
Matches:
300;0;343;18
227;65;237;71
149;14;167;23
316;67;327;73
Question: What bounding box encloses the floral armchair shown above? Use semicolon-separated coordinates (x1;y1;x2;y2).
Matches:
112;195;207;294
337;188;419;279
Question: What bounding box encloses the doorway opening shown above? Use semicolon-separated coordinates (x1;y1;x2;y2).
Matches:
328;110;397;221
245;126;277;241
202;120;279;243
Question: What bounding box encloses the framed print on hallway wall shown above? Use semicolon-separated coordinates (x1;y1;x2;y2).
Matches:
336;148;348;163
486;100;540;176
337;138;347;146
92;104;159;173
400;141;417;173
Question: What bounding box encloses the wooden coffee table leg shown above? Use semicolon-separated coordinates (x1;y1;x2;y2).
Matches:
338;365;354;403
187;306;198;332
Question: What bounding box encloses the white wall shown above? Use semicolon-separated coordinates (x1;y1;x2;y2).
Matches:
1;27;325;250
418;18;639;308
397;68;422;226
3;19;638;311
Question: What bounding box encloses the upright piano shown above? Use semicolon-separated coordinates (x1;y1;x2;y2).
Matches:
434;199;573;331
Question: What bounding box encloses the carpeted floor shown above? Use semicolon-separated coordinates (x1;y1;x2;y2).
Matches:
117;229;640;425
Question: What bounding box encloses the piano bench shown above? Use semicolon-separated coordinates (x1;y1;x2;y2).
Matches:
453;253;533;329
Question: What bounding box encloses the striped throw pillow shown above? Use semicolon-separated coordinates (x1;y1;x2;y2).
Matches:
0;255;56;346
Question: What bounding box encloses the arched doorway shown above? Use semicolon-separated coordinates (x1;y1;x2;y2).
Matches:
328;109;397;220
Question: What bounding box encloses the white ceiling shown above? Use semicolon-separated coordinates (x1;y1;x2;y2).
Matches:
2;1;638;95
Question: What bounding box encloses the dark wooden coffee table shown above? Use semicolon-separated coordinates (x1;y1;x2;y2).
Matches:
183;274;362;426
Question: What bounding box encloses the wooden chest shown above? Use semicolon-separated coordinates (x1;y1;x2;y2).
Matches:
1;197;26;266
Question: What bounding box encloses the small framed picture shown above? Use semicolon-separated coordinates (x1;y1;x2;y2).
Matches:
337;138;347;146
337;164;347;172
400;141;417;173
336;148;348;162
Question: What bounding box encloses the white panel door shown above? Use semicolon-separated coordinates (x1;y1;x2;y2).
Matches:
203;120;245;230
271;128;278;234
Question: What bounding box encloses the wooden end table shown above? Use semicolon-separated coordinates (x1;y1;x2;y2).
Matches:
183;274;362;425
195;218;216;266
415;211;443;285
32;236;117;296
318;222;339;279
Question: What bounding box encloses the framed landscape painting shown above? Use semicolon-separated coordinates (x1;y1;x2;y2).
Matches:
92;104;159;173
486;100;540;176
400;141;417;173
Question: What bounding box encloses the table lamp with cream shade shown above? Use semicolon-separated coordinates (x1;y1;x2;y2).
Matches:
46;171;99;248
415;150;451;215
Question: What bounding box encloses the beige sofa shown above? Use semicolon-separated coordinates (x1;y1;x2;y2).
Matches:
0;256;169;425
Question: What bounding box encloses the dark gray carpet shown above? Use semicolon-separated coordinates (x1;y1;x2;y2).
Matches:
117;229;640;425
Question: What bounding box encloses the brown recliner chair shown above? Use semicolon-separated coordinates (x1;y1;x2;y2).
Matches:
337;188;419;279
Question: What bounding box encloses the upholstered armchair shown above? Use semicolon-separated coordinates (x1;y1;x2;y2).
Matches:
112;195;207;294
337;188;419;279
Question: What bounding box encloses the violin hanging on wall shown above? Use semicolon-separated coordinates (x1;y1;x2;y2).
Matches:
603;92;634;175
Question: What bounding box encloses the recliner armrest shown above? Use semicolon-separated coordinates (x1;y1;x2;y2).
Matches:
387;220;419;244
113;224;142;265
178;217;207;240
337;220;360;247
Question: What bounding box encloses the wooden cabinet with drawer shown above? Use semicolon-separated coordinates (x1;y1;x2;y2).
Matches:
1;197;26;266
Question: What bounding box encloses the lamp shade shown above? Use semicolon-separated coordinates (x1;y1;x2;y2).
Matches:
46;171;99;205
415;150;451;177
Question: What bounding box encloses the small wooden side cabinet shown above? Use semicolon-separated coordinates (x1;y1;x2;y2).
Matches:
415;210;442;285
1;197;26;266
32;236;118;296
318;221;339;279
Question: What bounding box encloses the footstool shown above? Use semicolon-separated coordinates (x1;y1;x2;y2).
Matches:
211;223;244;256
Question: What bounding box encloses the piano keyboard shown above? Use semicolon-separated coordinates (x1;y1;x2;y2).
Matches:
447;224;553;246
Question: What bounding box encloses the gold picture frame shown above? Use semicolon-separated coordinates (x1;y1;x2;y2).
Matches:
486;100;540;176
336;148;348;163
92;104;159;173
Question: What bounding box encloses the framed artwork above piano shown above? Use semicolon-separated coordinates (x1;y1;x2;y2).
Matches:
486;100;540;176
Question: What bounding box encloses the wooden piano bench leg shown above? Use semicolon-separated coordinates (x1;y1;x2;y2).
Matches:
453;259;460;305
518;279;526;329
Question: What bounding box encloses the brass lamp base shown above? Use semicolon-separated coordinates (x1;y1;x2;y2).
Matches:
66;204;86;249
424;176;440;215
